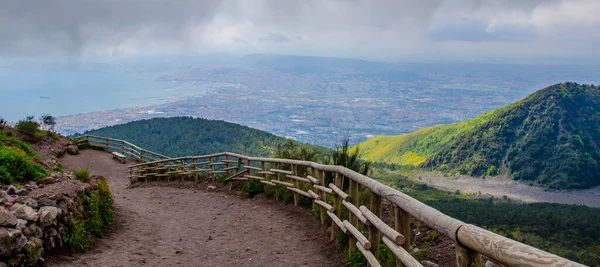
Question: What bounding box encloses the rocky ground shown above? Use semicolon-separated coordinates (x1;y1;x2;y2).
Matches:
46;149;345;267
0;172;98;266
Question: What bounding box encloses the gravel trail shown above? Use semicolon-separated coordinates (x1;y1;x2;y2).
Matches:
47;149;344;267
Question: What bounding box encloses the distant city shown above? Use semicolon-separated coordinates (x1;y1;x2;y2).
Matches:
54;54;600;147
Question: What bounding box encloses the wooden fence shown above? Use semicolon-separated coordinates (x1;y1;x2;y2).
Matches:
75;135;585;267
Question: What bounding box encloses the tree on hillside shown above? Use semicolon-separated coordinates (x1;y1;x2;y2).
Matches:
15;116;40;141
274;140;323;176
331;139;371;175
41;114;56;132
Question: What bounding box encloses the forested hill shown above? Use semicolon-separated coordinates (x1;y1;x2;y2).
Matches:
360;82;600;189
83;117;324;157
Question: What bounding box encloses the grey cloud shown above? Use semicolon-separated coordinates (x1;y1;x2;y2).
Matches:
259;32;291;43
0;0;221;57
0;0;596;60
429;20;536;42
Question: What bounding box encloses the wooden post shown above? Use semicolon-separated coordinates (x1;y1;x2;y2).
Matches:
192;158;198;182
456;244;482;267
317;170;326;224
274;162;280;201
261;161;267;192
292;165;299;206
395;206;411;267
209;157;215;181
331;172;343;241
121;141;125;158
369;191;382;263
180;159;185;182
225;155;230;175
349;179;359;252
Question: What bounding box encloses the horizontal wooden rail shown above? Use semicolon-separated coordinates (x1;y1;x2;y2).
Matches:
75;135;585;267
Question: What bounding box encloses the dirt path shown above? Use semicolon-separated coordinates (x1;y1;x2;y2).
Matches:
47;149;344;267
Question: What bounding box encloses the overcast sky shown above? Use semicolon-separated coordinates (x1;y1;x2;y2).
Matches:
1;0;598;62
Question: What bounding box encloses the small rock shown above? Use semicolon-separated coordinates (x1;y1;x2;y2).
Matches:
23;198;38;209
8;229;26;251
0;195;14;205
413;247;420;253
0;191;6;198
421;260;439;267
0;228;11;256
10;204;39;221
39;206;58;227
15;220;27;231
38;177;57;185
66;145;79;155
5;186;16;195
0;212;17;227
207;185;217;191
27;224;42;238
15;189;28;196
484;260;498;267
46;227;58;237
51;148;66;157
37;198;57;207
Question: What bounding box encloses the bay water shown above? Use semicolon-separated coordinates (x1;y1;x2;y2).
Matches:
0;69;208;122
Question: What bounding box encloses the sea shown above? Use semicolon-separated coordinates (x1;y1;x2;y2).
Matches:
0;69;209;122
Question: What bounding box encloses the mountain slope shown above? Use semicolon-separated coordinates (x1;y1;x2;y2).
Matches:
83;117;325;158
360;82;600;189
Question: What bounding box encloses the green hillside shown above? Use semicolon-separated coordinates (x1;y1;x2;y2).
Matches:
0;126;48;184
360;82;600;189
83;117;326;158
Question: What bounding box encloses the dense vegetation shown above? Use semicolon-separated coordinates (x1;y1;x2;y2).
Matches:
0;129;47;184
361;83;600;189
65;179;114;251
84;117;327;157
372;170;600;266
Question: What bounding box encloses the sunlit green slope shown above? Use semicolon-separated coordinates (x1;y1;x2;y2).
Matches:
360;82;600;189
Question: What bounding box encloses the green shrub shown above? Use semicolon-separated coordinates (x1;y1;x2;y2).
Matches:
242;179;264;196
54;164;64;173
83;192;103;236
97;179;114;224
487;165;498;176
73;168;91;182
0;146;47;184
20;243;41;266
347;248;367;267
0;130;40;159
65;181;114;251
216;173;228;183
64;218;92;251
15;116;40;141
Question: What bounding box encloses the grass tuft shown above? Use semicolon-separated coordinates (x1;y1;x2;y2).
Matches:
73;168;91;182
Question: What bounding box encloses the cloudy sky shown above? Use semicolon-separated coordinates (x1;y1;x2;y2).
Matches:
1;0;598;62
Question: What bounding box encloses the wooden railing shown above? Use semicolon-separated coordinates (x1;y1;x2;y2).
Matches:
74;135;585;267
74;135;170;162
